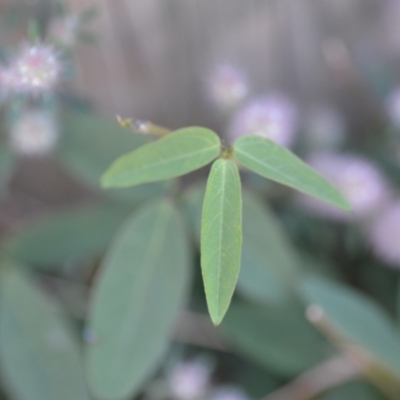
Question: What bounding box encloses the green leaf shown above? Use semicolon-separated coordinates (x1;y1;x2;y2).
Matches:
80;5;99;22
299;276;400;377
222;299;335;376
181;182;206;245
57;111;165;204
3;204;128;268
101;127;221;188
233;136;351;211
238;190;298;304
319;380;386;400
201;159;242;325
0;147;15;199
86;200;191;400
0;268;89;400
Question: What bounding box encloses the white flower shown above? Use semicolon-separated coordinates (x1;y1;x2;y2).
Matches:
9;110;59;156
6;43;60;95
207;64;249;110
227;94;298;147
297;153;390;220
369;202;400;268
169;360;211;400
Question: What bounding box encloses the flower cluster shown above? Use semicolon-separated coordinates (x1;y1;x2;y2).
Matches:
227;94;298;147
9;110;59;156
0;43;60;97
296;153;390;220
207;64;249;111
205;63;298;147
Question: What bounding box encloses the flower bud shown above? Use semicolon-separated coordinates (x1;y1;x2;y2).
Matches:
227;94;298;147
207;63;249;110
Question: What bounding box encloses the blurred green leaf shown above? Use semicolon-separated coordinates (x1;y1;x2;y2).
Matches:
238;190;298;304
57;111;165;204
80;6;99;23
0;147;15;200
300;276;400;378
222;299;335;376
86;200;191;400
77;31;98;45
101;127;221;188
4;204;128;268
201;159;242;325
318;380;386;400
28;20;41;43
0;268;89;400
181;182;205;244
233;136;351;211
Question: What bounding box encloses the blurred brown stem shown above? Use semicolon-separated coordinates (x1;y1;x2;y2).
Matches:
261;354;360;400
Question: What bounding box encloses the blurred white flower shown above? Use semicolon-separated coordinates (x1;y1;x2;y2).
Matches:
5;43;61;95
208;386;250;400
227;94;298;147
303;105;346;150
207;63;249;110
297;153;390;220
369;202;400;267
386;87;400;128
169;360;211;400
9;110;59;156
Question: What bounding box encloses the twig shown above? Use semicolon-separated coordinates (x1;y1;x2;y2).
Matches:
261;354;360;400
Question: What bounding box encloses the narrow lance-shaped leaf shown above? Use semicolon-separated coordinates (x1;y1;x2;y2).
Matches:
101;127;221;188
233;136;351;211
0;268;90;400
201;159;242;325
86;200;191;400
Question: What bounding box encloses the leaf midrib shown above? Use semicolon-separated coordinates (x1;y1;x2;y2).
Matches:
109;205;171;381
109;142;219;182
236;143;341;203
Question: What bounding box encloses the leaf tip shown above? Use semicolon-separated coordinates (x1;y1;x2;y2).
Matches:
99;172;115;189
333;194;352;212
209;306;230;326
210;314;224;326
341;202;352;213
